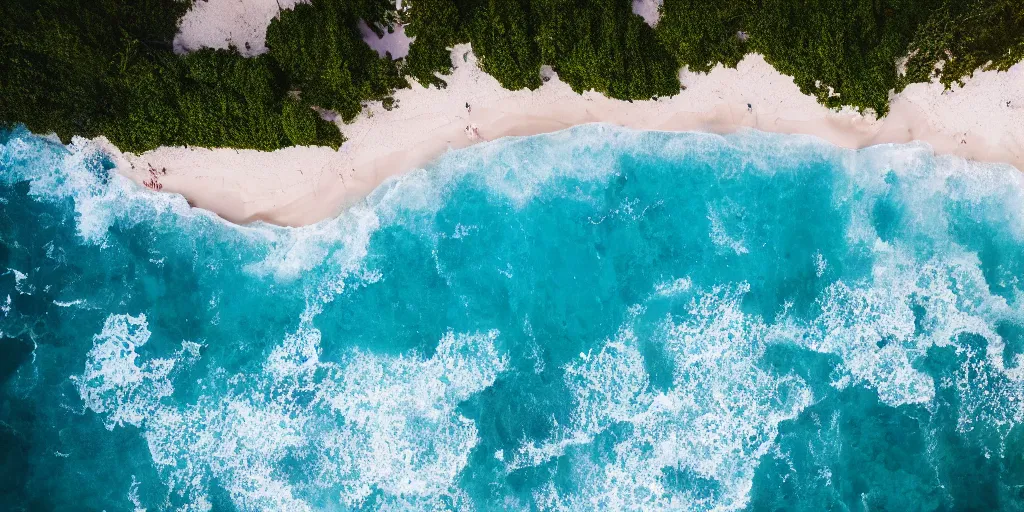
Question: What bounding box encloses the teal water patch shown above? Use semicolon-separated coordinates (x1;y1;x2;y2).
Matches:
3;125;1024;510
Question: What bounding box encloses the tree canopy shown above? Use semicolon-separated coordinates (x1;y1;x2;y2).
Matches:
1;0;1022;151
403;0;1024;112
267;0;406;122
0;0;399;152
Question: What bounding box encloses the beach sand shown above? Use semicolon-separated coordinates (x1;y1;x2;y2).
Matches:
173;0;308;56
106;43;1024;227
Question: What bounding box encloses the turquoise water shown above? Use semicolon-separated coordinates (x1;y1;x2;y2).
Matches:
3;125;1024;511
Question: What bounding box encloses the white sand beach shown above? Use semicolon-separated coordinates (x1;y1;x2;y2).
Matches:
111;0;1024;227
173;0;308;56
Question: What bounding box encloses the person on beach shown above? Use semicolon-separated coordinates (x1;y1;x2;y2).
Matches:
465;124;483;141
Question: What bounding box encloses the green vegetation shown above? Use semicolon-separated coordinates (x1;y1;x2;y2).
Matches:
404;0;477;87
403;0;1024;113
107;51;301;151
899;0;1024;89
532;0;680;99
749;0;1022;113
1;0;399;152
657;0;746;73
403;0;678;98
1;0;190;145
470;0;543;91
266;0;406;121
1;0;1022;151
745;0;934;115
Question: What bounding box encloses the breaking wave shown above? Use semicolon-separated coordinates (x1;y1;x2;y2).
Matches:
3;124;1024;510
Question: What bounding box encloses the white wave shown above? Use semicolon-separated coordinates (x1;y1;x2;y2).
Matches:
0;131;211;244
946;340;1024;443
516;284;812;511
244;203;381;286
450;223;476;240
796;239;1024;438
4;268;30;295
128;475;146;512
706;201;749;256
3;130;393;297
844;141;1024;243
799;150;1024;465
813;251;827;277
73;314;176;430
314;329;507;506
79;307;506;511
654;277;693;297
564;330;650;435
364;125;637;226
29;124;1024;509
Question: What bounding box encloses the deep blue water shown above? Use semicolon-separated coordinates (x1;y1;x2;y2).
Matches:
3;125;1024;511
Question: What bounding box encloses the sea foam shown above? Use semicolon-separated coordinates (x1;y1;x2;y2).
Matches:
4;125;1024;510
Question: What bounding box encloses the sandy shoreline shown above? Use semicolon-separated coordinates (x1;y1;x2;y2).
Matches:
106;45;1024;227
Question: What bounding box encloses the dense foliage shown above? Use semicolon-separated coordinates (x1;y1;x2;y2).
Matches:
404;0;478;87
0;0;190;144
1;0;1022;150
104;49;344;151
266;0;406;122
404;0;1024;112
899;0;1024;89
469;0;543;91
533;0;680;99
0;0;401;152
746;0;935;114
657;0;747;73
404;0;678;98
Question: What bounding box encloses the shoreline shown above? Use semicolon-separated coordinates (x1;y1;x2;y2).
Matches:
107;45;1024;227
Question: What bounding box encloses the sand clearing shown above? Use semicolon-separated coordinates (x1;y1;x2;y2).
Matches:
173;0;307;56
357;20;413;59
632;0;664;27
109;42;1024;226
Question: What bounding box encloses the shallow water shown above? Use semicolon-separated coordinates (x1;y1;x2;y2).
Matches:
3;125;1024;511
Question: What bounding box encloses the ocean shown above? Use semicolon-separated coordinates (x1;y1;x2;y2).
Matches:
2;124;1024;511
